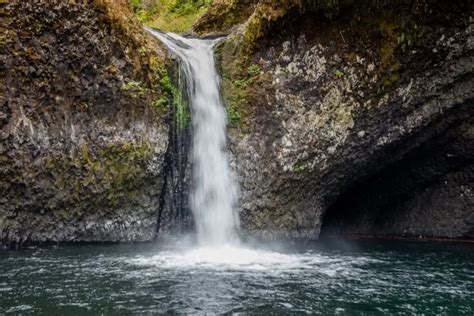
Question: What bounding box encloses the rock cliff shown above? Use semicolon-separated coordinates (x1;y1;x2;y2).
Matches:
0;0;169;248
202;0;473;240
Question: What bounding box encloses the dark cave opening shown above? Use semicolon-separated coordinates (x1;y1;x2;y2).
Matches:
320;119;474;240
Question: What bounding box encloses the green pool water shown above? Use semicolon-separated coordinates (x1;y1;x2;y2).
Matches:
1;239;473;314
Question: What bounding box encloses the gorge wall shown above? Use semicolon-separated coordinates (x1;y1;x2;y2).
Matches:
1;0;472;247
199;0;474;240
0;0;171;248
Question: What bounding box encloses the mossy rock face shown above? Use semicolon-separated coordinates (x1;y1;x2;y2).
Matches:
1;0;170;247
208;0;474;240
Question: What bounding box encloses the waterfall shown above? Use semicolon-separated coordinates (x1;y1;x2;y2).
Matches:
147;29;240;246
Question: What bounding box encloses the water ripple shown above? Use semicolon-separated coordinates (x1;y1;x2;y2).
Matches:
0;240;473;314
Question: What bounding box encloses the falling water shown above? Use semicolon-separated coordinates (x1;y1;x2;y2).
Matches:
147;29;239;246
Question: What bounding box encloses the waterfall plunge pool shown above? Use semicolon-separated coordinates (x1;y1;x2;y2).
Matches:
1;239;473;314
3;31;470;315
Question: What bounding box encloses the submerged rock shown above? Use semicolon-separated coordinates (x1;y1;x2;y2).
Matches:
0;0;169;248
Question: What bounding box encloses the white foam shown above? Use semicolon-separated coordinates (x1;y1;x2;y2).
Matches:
127;244;359;276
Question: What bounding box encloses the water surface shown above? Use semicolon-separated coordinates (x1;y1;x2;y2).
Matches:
1;239;473;314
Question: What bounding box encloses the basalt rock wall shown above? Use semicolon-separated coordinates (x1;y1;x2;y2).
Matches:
206;0;474;240
0;0;170;248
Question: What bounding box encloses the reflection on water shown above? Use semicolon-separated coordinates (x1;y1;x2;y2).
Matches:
1;239;473;314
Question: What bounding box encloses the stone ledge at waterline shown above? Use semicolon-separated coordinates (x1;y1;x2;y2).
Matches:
0;1;170;248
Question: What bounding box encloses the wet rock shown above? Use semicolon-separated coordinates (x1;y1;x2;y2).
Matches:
0;1;168;248
214;1;474;240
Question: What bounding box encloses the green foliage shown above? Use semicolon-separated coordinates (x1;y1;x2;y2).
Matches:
158;67;173;95
397;32;414;52
155;65;190;128
121;68;174;113
226;105;241;127
130;0;142;12
152;97;168;109
223;63;262;126
293;163;308;173
121;80;148;97
377;18;422;88
335;70;344;78
138;46;147;57
47;142;153;205
211;60;261;128
171;84;191;129
247;64;261;77
130;0;212;33
232;63;261;88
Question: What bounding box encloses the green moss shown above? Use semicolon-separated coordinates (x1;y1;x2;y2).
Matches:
138;46;147;57
81;144;90;164
247;64;261;77
156;65;190;128
397;32;414;52
130;0;142;12
233;65;260;88
384;69;400;86
222;79;247;126
294;163;307;173
226;104;241;126
242;14;265;51
152;97;168;109
221;61;263;127
46;142;154;206
158;66;173;95
375;19;402;89
153;65;172;105
171;84;191;129
376;15;424;88
121;80;149;97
